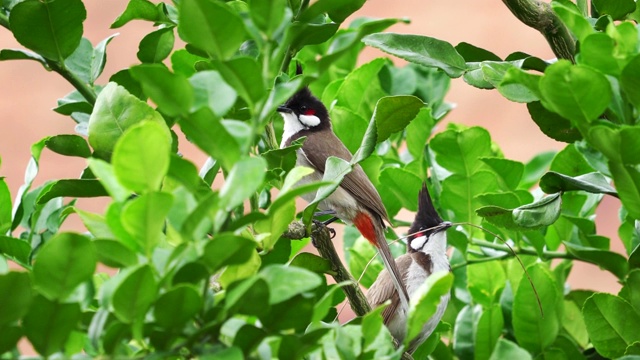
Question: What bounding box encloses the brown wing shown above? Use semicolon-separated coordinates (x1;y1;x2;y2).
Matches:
300;130;391;223
366;255;412;324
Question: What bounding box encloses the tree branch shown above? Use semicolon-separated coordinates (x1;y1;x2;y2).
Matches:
471;239;574;259
501;0;576;62
48;61;97;105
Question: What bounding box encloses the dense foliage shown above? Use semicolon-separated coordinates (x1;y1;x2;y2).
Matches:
1;0;640;358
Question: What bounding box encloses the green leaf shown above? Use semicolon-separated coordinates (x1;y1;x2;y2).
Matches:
521;151;555;190
330;107;368;154
539;60;611;126
87;158;130;202
45;134;91;158
564;242;629;279
620;269;640;314
453;305;477;359
405;271;453;346
583;293;640;358
312;283;347;322
496;66;541;103
219;157;267;211
378;167;422;217
290;252;332;274
580;33;620;76
32;233;96;300
0;179;12;234
489;339;532;360
512;263;560;353
430;127;492;176
406;107;435;159
540;171;617;197
562;300;589;348
180;108;240;171
593;0;636;20
189;70;237;117
23;296;81;356
609;162;640;219
211;57;265;107
224;276;270;317
153;285;201;329
455;42;501;62
261;265;322;304
137;27;175;64
35;179;108;204
335;58;387;121
130;64;193;117
512;193;562;229
373;95;424;143
0;236;30;267
299;0;365;23
0;49;48;70
303;157;353;223
94;239;138;268
443;172;498;225
622;55;640;110
0;272;32;326
178;0;246;60
551;1;594;43
0;325;21;355
249;0;285;36
111;0;168;28
121;192;173;256
527;101;582;143
481;157;524;191
348;236;383;288
112;265;158;323
112;121;171;193
9;0;86;61
475;305;504;360
201;234;256;273
88;82;166;159
467;261;506;308
362;33;466;78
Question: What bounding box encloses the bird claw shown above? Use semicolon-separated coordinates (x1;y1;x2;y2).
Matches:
311;219;336;246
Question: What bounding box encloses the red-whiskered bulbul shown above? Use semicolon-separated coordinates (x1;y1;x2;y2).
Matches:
366;183;451;354
276;86;411;310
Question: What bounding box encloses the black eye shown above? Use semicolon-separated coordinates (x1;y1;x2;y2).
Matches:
300;105;307;112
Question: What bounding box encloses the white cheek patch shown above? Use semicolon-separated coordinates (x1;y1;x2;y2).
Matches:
280;112;305;148
410;235;427;250
299;114;321;127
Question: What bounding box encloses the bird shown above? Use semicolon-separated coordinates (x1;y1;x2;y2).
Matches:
276;85;411;311
366;183;452;354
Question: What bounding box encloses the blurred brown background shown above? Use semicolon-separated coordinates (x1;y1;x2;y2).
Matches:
0;0;622;294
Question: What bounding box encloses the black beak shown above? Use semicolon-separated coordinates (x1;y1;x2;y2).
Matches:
277;106;293;114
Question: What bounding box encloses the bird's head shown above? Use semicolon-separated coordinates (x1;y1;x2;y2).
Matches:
277;87;331;137
407;183;451;252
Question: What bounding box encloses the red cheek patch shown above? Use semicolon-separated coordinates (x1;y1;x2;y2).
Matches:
304;109;316;116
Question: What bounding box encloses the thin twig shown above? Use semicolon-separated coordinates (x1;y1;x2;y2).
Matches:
48;61;97;105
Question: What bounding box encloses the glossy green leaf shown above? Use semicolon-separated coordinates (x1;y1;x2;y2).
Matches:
335;58;386;120
299;0;365;23
455;42;501;62
224;276;270;317
0;179;11;234
551;1;594;42
562;299;589;348
620;269;640;314
373;95;424;143
489;339;532;360
32;233;96;300
0;236;30;267
290;252;332;275
189;70;237;117
593;0;636;20
378;167;422;217
583;293;640;358
0;49;48;69
527;101;581;143
348;236;383;288
405;271;453;346
137;27;175;64
539;61;610;125
112;121;171;193
481;157;524;191
94;239;138;268
154;285;202;329
512;263;560;353
430;127;492;176
580;33;620;76
453;304;477;360
121;192;173;256
23;296;81;356
512;193;562;229
622;55;640;110
329;107;368;154
0;272;32;326
261;265;322;304
467;261;506;308
405;107;435;159
312;283;347;322
497;66;542;103
0;325;21;355
178;0;246;60
564;242;629;279
363;33;466;78
35;179;107;204
443;171;498;225
87;158;130;202
212;57;265;107
112;265;158;323
201;234;256;273
475;305;504;360
45;134;91;158
540;171;617;197
609;162;640;219
219;157;266;211
249;0;285;36
88;82;165;158
130;64;193;117
111;0;168;28
9;0;86;61
288;22;340;49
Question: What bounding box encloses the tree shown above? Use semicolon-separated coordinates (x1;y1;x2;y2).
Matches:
0;0;639;358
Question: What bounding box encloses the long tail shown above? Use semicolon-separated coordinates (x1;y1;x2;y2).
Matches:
353;212;410;310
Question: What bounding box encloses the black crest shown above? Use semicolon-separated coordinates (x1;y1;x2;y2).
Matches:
408;182;445;237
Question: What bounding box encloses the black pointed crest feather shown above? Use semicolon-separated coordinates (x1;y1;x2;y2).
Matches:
408;182;444;237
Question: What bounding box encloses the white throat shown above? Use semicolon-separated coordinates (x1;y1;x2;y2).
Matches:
412;231;448;257
280;112;305;148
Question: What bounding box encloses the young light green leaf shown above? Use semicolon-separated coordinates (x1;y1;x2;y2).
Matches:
609;162;640;219
583;293;640;358
475;305;504;360
512;263;560;353
112;121;171;193
249;0;286;36
622;55;640;110
87;158;130;202
373;95;424;143
467;261;506;308
137;27;175;64
312;282;347;322
93;239;138;268
178;0;246;60
23;296;81;357
32;233;96;300
219;157;267;211
481;157;525;191
112;264;158;323
0;272;32;326
405;271;453;347
189;70;237;117
430;127;493;176
201;234;256;273
335;58;387;120
0;180;11;234
88;82;165;158
540;171;617;197
9;0;86;61
260;265;322;304
211;57;265;108
489;339;532;360
593;0;636;20
550;1;594;43
348;236;383;288
111;0;168;28
405;107;435;159
378;167;422;217
363;33;466;78
299;0;366;23
35;179;108;204
580;33;620;76
121;192;173;256
130;64;193;117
